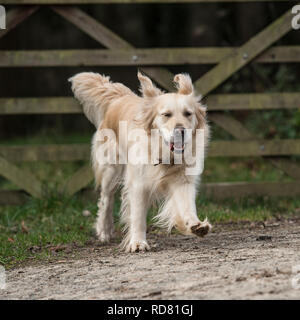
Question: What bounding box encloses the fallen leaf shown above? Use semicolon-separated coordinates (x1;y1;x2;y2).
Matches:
21;220;29;233
49;245;67;252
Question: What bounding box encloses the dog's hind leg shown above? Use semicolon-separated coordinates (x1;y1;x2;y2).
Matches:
95;165;121;242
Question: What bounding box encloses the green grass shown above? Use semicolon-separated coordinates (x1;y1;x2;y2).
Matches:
0;192;299;269
197;196;300;223
0;193;97;268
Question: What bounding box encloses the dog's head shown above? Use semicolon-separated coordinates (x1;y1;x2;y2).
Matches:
136;72;207;154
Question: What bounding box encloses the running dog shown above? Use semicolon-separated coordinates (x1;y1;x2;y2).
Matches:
69;72;211;252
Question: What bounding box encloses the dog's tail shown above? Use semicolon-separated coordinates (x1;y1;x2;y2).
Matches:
69;72;133;128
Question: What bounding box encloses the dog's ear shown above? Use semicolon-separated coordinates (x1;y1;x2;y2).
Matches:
174;73;193;95
138;72;162;98
195;103;207;129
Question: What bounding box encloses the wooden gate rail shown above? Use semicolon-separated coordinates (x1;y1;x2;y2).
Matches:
1;93;300;114
1;46;300;67
0;1;300;203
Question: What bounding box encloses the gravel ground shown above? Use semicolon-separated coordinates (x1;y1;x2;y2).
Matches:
1;220;300;300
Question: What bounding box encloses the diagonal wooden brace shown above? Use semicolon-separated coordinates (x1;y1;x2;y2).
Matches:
0;6;39;39
0;156;43;198
51;6;174;91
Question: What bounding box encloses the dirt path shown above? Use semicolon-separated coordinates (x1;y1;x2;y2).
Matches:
1;220;300;300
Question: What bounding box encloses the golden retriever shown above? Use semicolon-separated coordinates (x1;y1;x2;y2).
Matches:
69;72;211;252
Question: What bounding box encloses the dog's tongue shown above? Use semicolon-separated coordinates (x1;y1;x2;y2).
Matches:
174;140;183;149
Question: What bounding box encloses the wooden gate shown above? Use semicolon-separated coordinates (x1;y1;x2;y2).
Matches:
0;0;300;204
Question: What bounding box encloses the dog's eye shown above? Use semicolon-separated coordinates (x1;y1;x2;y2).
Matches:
162;112;172;118
184;111;192;117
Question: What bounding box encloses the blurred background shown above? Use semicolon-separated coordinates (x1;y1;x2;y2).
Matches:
0;2;299;188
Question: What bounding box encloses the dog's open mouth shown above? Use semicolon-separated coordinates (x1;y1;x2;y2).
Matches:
161;129;185;154
171;128;185;153
169;142;185;153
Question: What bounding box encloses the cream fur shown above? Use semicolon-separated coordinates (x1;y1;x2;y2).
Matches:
69;71;211;253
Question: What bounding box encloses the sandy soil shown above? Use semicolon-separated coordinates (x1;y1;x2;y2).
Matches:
1;220;300;300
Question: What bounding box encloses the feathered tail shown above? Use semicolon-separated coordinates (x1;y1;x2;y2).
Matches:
69;72;133;128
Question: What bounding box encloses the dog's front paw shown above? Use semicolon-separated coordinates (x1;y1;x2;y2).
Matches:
125;240;150;253
191;218;212;237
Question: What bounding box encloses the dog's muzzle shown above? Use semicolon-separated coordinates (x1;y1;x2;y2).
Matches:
170;127;186;154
